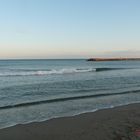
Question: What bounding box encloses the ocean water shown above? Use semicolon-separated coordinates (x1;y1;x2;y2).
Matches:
0;59;140;128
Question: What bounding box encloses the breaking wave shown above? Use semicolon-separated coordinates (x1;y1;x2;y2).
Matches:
0;68;124;77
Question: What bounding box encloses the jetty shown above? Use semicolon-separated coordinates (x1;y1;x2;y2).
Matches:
87;58;140;61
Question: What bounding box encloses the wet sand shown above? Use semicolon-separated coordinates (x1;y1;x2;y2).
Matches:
0;103;140;140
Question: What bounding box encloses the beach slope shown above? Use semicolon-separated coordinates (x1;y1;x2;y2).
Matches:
0;103;140;140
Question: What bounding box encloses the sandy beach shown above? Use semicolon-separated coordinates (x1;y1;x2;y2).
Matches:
0;103;140;140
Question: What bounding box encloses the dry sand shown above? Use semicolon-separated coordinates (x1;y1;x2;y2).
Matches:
0;103;140;140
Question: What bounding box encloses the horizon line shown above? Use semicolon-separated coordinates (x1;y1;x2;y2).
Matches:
0;57;140;61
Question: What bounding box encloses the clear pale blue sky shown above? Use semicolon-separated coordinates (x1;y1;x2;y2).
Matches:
0;0;140;58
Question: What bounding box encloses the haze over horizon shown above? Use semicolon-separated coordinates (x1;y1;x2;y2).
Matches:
0;0;140;59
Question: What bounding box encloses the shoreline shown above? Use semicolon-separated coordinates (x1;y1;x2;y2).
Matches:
0;103;140;140
0;102;138;130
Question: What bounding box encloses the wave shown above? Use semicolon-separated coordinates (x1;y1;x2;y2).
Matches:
0;67;124;77
95;68;123;72
0;68;95;76
0;88;140;110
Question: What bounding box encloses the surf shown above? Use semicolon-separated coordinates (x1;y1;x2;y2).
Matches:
0;67;125;77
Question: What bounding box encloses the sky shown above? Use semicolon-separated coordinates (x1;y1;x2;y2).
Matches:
0;0;140;59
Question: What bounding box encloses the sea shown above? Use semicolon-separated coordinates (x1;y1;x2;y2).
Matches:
0;59;140;129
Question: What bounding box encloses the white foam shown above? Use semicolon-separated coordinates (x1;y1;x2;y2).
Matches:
0;68;96;76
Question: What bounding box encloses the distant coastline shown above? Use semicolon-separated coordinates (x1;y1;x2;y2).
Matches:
87;58;140;61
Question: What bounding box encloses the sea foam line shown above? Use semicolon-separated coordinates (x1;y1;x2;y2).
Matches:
0;67;124;77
